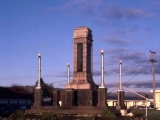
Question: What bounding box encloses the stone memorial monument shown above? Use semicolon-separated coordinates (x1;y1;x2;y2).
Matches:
65;26;105;106
66;26;97;90
30;26;108;115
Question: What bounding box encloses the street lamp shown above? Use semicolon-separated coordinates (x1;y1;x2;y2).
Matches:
99;50;105;88
67;63;70;84
36;53;41;89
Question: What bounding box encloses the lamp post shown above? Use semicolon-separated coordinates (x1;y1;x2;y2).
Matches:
67;63;70;84
117;60;125;107
119;60;122;90
99;50;105;88
36;53;41;89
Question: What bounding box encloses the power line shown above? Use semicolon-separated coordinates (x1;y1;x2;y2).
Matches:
46;60;150;86
0;60;149;81
103;60;149;75
107;61;150;93
123;61;150;85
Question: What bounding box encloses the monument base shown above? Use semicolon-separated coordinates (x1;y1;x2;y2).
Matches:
97;88;107;107
26;106;113;115
33;88;42;106
117;90;125;107
65;83;97;90
52;90;59;106
77;89;97;106
65;89;75;106
64;89;98;106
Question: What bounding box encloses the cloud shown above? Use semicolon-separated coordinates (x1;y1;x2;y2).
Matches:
111;26;139;35
93;70;102;76
102;49;152;75
143;28;152;35
118;51;147;61
51;1;156;20
93;3;155;20
103;38;129;46
152;1;160;9
92;54;150;77
105;48;127;55
49;0;157;37
123;64;150;75
121;53;160;75
50;0;103;17
103;38;143;48
95;51;159;76
114;51;151;75
107;80;160;89
102;3;123;20
124;8;156;19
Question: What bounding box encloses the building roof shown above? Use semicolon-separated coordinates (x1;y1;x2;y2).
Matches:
150;90;160;93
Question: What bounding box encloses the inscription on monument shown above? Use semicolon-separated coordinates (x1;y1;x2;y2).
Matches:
77;43;83;72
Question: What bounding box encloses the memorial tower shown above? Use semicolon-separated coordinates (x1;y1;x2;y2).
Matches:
66;26;97;90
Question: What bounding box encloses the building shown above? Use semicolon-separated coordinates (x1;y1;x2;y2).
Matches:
150;90;160;109
107;99;152;109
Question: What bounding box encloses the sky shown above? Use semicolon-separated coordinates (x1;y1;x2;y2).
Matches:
0;0;160;93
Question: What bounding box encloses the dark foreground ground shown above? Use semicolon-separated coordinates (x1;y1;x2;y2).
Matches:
0;115;134;120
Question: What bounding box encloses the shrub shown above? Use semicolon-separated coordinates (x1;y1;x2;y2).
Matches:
147;109;160;120
80;116;94;120
8;110;25;120
130;108;145;120
101;108;116;119
41;112;60;120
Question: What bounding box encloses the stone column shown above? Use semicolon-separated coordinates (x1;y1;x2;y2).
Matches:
33;53;42;106
61;90;65;106
117;90;125;107
117;60;125;108
33;88;42;106
97;88;107;107
52;90;59;106
98;50;107;107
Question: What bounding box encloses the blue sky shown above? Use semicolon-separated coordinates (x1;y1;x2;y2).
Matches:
0;0;160;92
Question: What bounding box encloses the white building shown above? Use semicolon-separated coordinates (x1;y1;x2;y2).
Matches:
107;99;153;109
150;90;160;109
